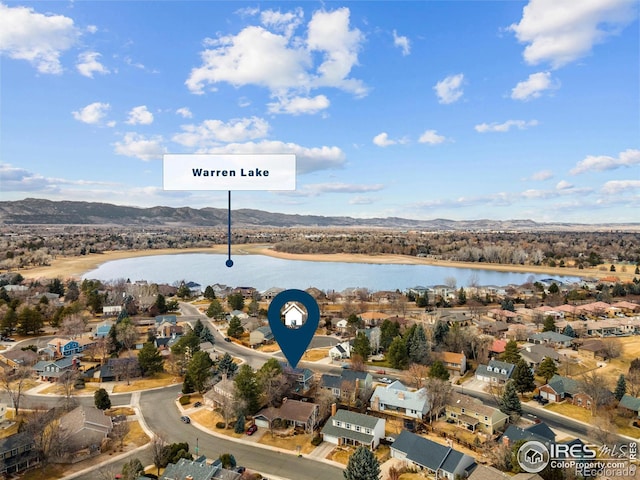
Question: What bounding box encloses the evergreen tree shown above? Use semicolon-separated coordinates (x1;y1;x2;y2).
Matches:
234;364;262;414
380;319;400;351
17;306;43;335
234;415;245;434
433;320;449;345
548;283;560;294
220;452;237;468
65;280;79;302
562;324;576;338
499;381;522;418
429;360;450;381
182;372;195;394
512;359;535;394
502;340;521;364
536;357;558;383
193;319;204;337
407;325;429;364
176;282;191;298
204;285;216;300
344;445;381;480
501;299;515;312
186;350;214;393
122;458;144;480
154;294;168;314
48;278;65;296
206;298;224;319
227;293;245;311
542;316;556;332
457;287;467;305
217;352;238;378
352;331;371;359
227;316;244;338
171;327;201;356
138;342;164;376
1;307;17;335
94;388;112;410
387;336;409;369
614;374;627;401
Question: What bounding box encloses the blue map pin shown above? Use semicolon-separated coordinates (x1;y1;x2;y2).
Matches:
268;289;320;369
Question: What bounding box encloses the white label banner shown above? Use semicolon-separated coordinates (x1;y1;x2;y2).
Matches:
163;154;296;191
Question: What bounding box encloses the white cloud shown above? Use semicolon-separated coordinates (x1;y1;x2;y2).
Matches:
434;74;464;104
418;130;446;145
86;25;98;34
0;163;115;192
76;51;110;78
126;105;154;125
172;117;270;147
529;170;554;181
186;7;367;104
393;30;410;56
509;0;636;68
288;182;384;197
267;95;330;115
570;148;640;174
260;8;304;38
373;132;396;147
114;132;166;161
349;196;376;205
601;180;640;194
205;140;345;174
72;102;111;125
556;180;573;190
176;107;193;118
475;119;539;133
511;71;558;100
0;3;78;74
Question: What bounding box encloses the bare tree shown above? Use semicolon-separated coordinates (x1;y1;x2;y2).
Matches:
1;366;32;416
116;320;139;356
261;373;290;408
59;314;87;338
627;370;640;397
425;378;451;423
150;434;167;477
470;334;493;364
23;410;71;465
58;369;81;411
110;420;130;451
601;338;622;359
404;363;430;389
349;353;366;372
579;371;613;414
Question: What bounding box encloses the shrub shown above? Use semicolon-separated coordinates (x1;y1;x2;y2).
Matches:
179;395;191;405
311;434;323;446
216;422;226;429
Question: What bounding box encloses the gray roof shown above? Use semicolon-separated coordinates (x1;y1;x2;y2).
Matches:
162;458;217;480
371;381;429;413
321;373;342;390
392;430;474;474
546;375;579;396
502;422;555;446
530;331;574;344
321;410;382;445
476;360;515;381
619;394;640;412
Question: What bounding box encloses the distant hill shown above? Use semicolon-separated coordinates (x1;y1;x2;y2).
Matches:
0;198;638;231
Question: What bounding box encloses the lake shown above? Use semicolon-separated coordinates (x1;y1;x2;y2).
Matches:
82;253;581;292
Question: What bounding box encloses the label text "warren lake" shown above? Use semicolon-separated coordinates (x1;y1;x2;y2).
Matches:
192;168;269;177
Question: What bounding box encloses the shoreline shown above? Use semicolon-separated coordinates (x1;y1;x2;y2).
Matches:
11;245;634;283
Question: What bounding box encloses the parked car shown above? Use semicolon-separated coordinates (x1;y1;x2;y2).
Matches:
224;337;232;342
246;424;258;435
380;377;392;384
180;415;191;423
194;401;202;408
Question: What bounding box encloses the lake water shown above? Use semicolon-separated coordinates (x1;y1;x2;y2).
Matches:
82;253;581;292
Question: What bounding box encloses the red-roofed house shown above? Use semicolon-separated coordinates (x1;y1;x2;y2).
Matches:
490;339;507;355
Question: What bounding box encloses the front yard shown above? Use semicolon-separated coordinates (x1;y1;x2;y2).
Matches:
327;444;390;465
258;431;316;454
112;372;181;392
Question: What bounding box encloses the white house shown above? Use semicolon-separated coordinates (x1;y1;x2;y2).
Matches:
321;409;385;450
329;341;351;360
370;381;430;420
283;303;305;327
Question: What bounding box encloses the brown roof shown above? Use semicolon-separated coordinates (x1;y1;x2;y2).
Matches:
435;351;464;365
256;399;318;423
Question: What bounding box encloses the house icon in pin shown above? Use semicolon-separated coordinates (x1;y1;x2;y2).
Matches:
283;303;305;328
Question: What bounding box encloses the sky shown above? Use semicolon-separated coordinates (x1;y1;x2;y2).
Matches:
1;0;639;223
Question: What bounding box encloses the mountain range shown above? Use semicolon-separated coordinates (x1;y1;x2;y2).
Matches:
0;198;638;231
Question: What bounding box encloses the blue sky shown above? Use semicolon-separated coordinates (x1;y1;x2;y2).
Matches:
1;1;638;223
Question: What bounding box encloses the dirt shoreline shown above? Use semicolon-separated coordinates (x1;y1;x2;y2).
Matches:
12;244;633;283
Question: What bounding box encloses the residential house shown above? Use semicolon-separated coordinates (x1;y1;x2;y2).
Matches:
226;310;248;322
370;381;430;420
475;360;515;385
155;315;178;326
249;326;274;347
539;375;579;403
433;351;467;375
528;331;574;347
321;409;385;449
320;370;373;404
97;357;141;382
445;393;509;435
283;303;306;327
232;286;257;299
102;305;122;317
618;394;640;418
262;287;284;301
577;339;609;360
280;363;314;392
253;398;319;433
489;339;507;356
390;430;476;480
46;338;81;357
186;281;202;296
204;376;236;408
33;356;79;381
161;457;241;480
94;321;114;339
613;301;640;315
59;405;113;453
0;432;39;476
210;283;231;298
0;349;37;369
488;309;521;323
334;319;349;335
502;422;556;448
468;465;544;480
156;320;183;339
518;344;560;370
329;341;351;360
359;311;388;327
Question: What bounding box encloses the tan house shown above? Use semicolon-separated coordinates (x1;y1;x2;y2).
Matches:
253;398;320;434
59;405;113;453
434;351;467;375
445;393;509;435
